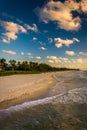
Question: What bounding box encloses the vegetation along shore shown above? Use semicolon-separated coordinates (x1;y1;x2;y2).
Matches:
0;58;79;76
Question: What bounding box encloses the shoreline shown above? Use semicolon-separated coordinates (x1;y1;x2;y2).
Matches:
0;72;57;110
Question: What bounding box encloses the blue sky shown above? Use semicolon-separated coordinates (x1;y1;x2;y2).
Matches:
0;0;87;70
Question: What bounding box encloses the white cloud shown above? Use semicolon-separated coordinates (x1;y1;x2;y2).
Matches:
46;56;87;70
79;52;87;56
33;37;37;41
54;37;79;48
0;21;38;43
71;58;87;69
72;58;86;64
28;55;33;59
27;52;33;58
36;0;81;31
27;52;32;56
47;56;57;60
1;50;16;55
0;21;26;33
46;55;87;70
48;60;54;63
0;21;27;43
39;41;46;46
25;23;38;32
60;57;68;61
40;46;47;50
65;51;75;56
36;56;41;60
21;52;24;55
76;58;83;64
81;0;87;13
65;0;80;11
47;55;68;63
36;0;87;31
2;38;10;43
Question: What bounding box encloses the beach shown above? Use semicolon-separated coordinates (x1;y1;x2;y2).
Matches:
0;72;57;109
0;71;87;129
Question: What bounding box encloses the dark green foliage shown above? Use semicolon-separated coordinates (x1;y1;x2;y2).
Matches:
38;63;51;72
30;61;39;71
0;58;79;76
9;60;16;70
0;58;7;71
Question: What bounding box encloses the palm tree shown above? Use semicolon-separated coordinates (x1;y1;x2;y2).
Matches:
9;60;16;70
22;61;29;71
38;63;51;72
29;61;38;71
0;58;6;71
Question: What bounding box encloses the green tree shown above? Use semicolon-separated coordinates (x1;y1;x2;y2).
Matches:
29;62;38;71
22;61;29;71
17;61;22;70
0;58;7;71
38;63;51;72
9;60;16;70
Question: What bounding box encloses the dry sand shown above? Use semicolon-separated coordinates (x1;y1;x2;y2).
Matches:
0;73;57;109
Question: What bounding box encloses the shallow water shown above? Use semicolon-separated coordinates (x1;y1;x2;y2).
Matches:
0;71;87;130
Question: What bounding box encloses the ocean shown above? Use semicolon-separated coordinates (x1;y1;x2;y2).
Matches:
0;71;87;130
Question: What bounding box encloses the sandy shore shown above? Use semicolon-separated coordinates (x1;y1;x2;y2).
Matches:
0;73;57;109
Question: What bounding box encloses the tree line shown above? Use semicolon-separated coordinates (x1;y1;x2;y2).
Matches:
0;58;79;72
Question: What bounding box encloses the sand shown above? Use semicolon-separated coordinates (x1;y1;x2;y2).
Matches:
0;73;57;109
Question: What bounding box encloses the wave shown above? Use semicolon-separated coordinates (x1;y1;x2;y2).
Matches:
0;71;87;121
0;87;87;119
79;71;87;80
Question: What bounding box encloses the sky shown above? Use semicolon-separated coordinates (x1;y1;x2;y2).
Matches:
0;0;87;70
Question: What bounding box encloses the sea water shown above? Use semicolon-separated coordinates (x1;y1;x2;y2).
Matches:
0;71;87;129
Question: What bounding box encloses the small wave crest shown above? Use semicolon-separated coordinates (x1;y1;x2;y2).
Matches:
0;87;87;120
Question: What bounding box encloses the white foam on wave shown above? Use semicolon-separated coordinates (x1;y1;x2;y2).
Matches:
0;92;66;116
0;87;87;117
79;71;87;80
0;71;87;118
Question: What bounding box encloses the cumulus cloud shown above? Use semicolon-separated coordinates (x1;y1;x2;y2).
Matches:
0;21;27;43
36;0;87;31
65;0;80;11
40;46;47;50
33;37;37;41
39;41;46;46
36;0;81;31
36;56;41;60
48;60;54;63
81;0;87;13
76;58;83;63
21;52;24;55
0;21;38;43
59;57;68;62
24;23;38;32
46;55;87;70
1;50;16;55
72;58;86;64
28;55;33;59
27;52;33;58
79;52;87;56
46;55;87;69
54;37;80;48
47;56;57;60
47;55;68;63
65;50;75;56
2;38;11;43
71;58;87;66
27;52;32;56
